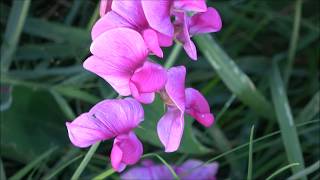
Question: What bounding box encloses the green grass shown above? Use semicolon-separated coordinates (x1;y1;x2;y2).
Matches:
0;0;319;179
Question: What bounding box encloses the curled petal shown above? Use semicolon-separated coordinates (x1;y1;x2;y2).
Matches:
66;113;108;148
173;0;207;12
129;83;155;104
111;131;143;172
189;7;222;35
177;160;219;180
166;66;186;112
141;1;174;37
99;0;112;17
157;107;184;152
185;88;214;127
142;29;163;58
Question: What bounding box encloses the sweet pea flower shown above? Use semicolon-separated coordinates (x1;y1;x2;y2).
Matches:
121;159;219;180
157;66;214;152
99;0;112;17
84;28;167;104
66;98;144;172
92;0;173;58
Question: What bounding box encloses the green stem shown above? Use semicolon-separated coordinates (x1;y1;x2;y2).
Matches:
164;43;182;68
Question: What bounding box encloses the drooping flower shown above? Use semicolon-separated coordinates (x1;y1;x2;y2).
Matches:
92;0;173;58
157;66;214;152
121;159;219;180
66;98;144;172
84;28;167;104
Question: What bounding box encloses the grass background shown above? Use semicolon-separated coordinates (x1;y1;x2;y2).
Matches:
0;0;319;179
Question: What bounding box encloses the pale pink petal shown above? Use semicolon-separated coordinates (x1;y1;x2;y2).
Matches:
189;7;222;35
92;11;133;40
66;113;108;148
157;32;173;47
173;0;207;12
142;29;163;58
111;131;143;172
185;88;214;127
141;1;174;37
121;163;173;180
111;1;147;28
129;82;155;104
165;66;186;112
177;160;219;180
157;107;184;152
99;0;112;17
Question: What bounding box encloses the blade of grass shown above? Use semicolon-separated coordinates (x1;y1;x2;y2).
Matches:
296;91;319;123
50;90;75;119
71;142;100;180
164;43;182;68
142;153;180;180
284;0;303;85
288;161;320;180
266;163;300;180
0;0;31;72
270;62;305;177
0;158;6;180
9;147;57;180
247;126;255;180
64;0;83;25
194;35;274;121
92;168;115;180
53;86;99;104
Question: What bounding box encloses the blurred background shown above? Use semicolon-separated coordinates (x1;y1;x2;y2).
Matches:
0;0;319;179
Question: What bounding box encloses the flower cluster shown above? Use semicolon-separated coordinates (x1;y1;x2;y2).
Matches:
66;0;222;172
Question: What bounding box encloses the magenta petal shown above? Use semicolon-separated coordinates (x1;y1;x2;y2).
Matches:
121;164;173;180
141;1;174;37
173;0;207;12
157;107;184;152
129;83;155;104
99;0;112;17
92;11;133;40
189;7;222;35
66;113;108;148
185;88;214;127
157;32;173;47
166;66;186;112
142;29;163;58
111;131;143;172
177;160;219;180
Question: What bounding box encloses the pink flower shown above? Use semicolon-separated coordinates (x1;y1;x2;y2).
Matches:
92;0;173;58
157;66;214;152
121;159;219;180
84;28;167;104
99;0;112;17
66;98;144;172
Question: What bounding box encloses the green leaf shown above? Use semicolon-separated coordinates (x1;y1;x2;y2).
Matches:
92;169;115;180
296;91;319;123
266;163;300;180
288;161;320;180
194;35;275;121
135;95;210;154
247;126;255;180
269;62;305;177
0;84;13;111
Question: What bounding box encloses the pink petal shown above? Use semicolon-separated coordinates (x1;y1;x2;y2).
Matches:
111;131;143;172
173;0;207;12
165;66;186;112
99;0;112;17
177;160;219;180
157;107;184;152
66;113;108;148
142;29;163;58
129;82;155;104
121;163;173;180
111;0;147;28
157;32;173;47
185;88;214;127
141;1;174;37
92;11;133;40
189;7;222;35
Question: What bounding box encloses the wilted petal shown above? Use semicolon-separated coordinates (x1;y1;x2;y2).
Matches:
142;1;174;37
157;107;184;152
66;113;108;148
142;29;163;58
111;131;143;172
121;162;173;180
173;0;207;12
112;0;147;28
189;7;222;35
185;88;214;127
87;28;148;95
99;0;112;17
92;11;133;40
177;160;219;180
165;66;186;112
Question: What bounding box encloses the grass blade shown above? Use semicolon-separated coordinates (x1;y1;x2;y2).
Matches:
92;168;115;180
266;163;300;180
288;161;320;180
194;35;274;120
296;91;319;123
164;43;183;68
0;158;6;180
50;90;75;119
9;147;57;180
0;0;31;71
71;142;100;180
247;126;255;180
270;62;305;177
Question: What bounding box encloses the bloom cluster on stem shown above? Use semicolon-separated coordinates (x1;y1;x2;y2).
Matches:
66;0;222;172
